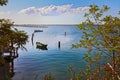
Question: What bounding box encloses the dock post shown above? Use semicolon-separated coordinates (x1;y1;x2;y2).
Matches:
58;41;61;49
65;32;66;36
31;33;34;45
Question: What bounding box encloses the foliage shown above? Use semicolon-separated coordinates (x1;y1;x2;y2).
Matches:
0;56;5;65
0;19;14;52
0;0;8;6
44;72;55;80
0;19;28;65
72;5;120;80
9;29;28;51
5;74;11;80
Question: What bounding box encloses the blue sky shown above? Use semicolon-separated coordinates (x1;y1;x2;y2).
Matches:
0;0;120;24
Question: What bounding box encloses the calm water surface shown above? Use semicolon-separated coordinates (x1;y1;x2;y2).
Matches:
12;26;87;80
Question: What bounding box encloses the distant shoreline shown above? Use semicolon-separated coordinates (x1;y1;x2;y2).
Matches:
13;24;78;28
14;24;102;27
14;24;78;26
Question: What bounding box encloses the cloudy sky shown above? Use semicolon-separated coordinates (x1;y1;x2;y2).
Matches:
0;0;120;24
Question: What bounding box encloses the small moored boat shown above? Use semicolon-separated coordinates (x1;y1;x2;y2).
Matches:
36;42;48;50
34;30;43;32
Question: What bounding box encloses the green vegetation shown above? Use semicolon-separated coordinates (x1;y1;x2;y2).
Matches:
1;0;120;79
0;1;28;65
44;73;55;80
0;19;28;65
0;0;8;6
0;1;28;80
72;5;120;80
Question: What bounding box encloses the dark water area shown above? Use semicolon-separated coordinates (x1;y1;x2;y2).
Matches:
12;26;87;80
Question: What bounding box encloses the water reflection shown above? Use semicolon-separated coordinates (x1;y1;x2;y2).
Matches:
0;58;15;80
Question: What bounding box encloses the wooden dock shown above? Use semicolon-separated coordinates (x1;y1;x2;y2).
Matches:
3;47;18;61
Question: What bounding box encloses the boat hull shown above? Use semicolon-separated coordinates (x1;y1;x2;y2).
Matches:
36;42;48;50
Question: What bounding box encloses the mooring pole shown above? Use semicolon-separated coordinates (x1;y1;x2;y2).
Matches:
58;41;61;49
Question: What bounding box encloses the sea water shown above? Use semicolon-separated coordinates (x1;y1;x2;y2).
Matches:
12;26;87;80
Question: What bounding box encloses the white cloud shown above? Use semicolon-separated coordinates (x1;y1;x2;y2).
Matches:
18;7;37;15
62;7;90;16
56;4;72;12
72;7;89;13
18;4;89;16
37;5;56;16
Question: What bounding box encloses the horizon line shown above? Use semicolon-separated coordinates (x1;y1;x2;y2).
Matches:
14;23;79;26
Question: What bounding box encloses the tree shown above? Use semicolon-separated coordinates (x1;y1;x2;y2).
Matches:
0;19;13;64
0;19;28;65
11;30;28;50
72;5;120;80
0;0;28;65
0;0;7;64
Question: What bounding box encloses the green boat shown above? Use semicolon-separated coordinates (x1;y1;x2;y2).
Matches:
34;30;43;33
36;42;48;50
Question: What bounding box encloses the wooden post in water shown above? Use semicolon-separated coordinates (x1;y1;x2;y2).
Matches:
31;33;34;46
58;41;61;49
65;32;66;36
